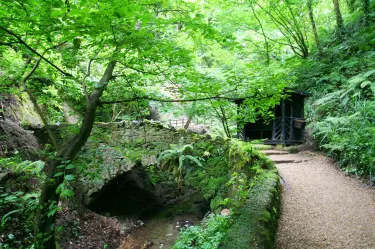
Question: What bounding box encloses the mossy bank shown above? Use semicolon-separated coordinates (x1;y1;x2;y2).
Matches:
219;169;280;249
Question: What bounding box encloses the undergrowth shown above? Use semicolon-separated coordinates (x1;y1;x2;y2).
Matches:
169;138;274;248
0;158;45;248
295;13;375;179
173;213;231;249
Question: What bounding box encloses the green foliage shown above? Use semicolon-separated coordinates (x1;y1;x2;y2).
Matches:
222;172;251;209
173;213;232;249
1;0;374;247
310;101;375;177
220;170;280;249
0;158;44;248
0;158;45;175
158;137;203;191
228;140;250;170
294;10;375;178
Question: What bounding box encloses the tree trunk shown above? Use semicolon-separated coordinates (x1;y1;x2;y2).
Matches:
184;115;193;130
257;2;309;58
332;0;344;35
35;61;116;249
219;104;231;138
307;0;322;54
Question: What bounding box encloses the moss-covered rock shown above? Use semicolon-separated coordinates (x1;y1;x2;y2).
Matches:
219;169;280;249
42;120;281;249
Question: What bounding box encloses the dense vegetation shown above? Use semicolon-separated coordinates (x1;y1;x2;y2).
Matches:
0;0;374;248
296;16;375;178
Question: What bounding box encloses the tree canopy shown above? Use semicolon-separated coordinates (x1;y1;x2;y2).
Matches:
1;0;374;247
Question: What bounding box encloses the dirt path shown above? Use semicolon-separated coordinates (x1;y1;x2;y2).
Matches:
267;151;375;249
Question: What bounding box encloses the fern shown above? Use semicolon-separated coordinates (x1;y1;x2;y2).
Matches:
157;137;202;192
228;140;249;170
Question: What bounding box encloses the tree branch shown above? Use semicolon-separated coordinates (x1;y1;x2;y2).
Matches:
0;26;72;76
116;61;162;76
81;54;98;101
99;95;239;104
0;41;20;47
21;58;59;150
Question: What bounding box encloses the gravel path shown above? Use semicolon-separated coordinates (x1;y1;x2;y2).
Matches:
275;152;375;249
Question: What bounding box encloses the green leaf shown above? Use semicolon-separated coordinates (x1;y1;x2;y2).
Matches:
61;189;74;197
65;164;75;170
360;81;372;88
184;155;203;167
371;84;375;94
56;183;64;194
65;174;75;181
56;226;63;232
54;172;64;177
364;70;375;78
50;8;66;18
47;207;58;217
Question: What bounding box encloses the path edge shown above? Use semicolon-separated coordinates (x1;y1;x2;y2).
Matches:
219;168;280;249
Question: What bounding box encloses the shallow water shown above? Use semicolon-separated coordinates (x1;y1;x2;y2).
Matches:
118;213;201;249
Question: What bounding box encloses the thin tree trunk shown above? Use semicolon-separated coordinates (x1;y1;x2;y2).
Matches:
284;0;309;57
307;0;322;54
184;115;193;130
250;5;270;65
219;104;231;138
21;58;58;150
332;0;344;35
35;61;116;249
256;2;309;58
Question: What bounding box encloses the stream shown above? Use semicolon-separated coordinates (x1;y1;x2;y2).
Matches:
87;168;209;249
118;213;202;249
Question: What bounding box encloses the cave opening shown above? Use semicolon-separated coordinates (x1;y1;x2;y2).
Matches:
88;168;161;218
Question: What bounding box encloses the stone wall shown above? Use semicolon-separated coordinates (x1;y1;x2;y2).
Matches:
75;120;220;204
96;120;210;145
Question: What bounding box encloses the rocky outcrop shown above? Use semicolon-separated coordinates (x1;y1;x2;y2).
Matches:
1;93;43;126
75;120;217;205
1;93;79;128
0;119;41;159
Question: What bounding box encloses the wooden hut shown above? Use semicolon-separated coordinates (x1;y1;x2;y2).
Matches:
235;89;308;145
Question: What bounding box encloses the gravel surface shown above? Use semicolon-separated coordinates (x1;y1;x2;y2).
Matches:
275;152;375;249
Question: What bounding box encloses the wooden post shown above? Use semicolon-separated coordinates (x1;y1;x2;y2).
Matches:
281;99;286;144
272;108;276;140
290;102;294;141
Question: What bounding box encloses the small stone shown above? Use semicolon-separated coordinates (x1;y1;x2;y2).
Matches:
221;208;231;216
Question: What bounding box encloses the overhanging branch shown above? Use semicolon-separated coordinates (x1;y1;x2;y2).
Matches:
100;95;239;104
0;26;72;76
